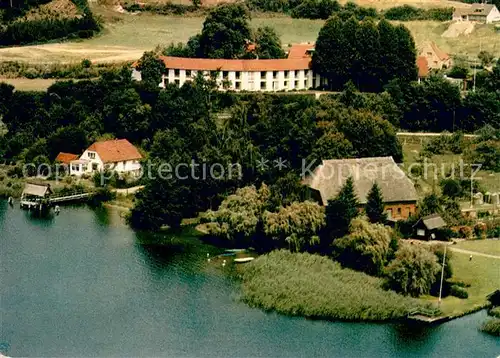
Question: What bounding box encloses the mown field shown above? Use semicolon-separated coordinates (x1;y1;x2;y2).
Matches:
0;11;497;63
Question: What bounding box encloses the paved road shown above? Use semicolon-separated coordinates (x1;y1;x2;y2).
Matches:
449;247;500;260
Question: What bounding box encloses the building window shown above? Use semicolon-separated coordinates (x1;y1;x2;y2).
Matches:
210;70;217;77
174;69;180;77
397;207;402;216
284;70;290;79
92;163;98;171
223;71;229;79
71;165;79;171
284;81;289;88
88;152;96;159
260;71;266;78
273;71;278;79
305;70;310;77
294;80;299;88
186;70;192;77
82;165;88;171
235;72;241;79
235;82;241;90
175;79;180;86
261;81;266;90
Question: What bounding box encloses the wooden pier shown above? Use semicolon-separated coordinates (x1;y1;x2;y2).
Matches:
20;183;95;211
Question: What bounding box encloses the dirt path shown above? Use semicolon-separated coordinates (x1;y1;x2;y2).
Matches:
449;247;500;260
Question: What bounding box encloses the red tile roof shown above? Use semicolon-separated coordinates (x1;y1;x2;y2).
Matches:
87;139;142;163
55;152;79;164
287;43;315;59
417;56;429;78
429;42;450;61
159;56;311;72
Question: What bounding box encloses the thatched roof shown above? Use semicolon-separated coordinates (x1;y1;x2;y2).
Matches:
418;214;447;230
22;183;52;197
302;157;418;205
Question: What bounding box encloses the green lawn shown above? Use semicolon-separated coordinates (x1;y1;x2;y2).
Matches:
0;13;498;63
420;243;500;317
455;239;500;256
402;142;500;198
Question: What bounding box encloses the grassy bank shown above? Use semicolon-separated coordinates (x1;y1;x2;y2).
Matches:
0;13;497;63
480;319;500;337
420;241;500;317
240;250;423;321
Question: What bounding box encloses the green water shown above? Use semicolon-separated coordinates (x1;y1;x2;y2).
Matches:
1;201;498;357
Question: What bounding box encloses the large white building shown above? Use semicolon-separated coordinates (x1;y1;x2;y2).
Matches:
452;4;500;23
132;44;325;92
63;139;143;177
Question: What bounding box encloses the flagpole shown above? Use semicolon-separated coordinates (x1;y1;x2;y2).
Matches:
438;245;447;307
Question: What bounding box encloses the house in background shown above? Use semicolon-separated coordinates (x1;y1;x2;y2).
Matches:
419;41;452;70
417;56;430;83
65;139;142;177
453;4;500;23
413;214;447;240
302;157;418;221
55;152;79;165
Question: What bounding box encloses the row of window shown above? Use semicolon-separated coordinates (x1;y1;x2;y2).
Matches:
168;69;311;80
165;78;310;90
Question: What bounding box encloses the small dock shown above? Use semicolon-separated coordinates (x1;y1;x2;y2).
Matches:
407;308;448;324
19;183;95;211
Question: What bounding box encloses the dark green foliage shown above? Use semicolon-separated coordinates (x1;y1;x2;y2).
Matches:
440;178;463;199
122;2;197;15
480;319;500;337
385;243;441;297
291;0;341;19
366;183;386;223
325;177;359;242
197;3;252;59
383;5;453;21
450;285;469;299
253;26;286;59
313;17;417;92
0;60;121;79
448;66;469;79
0;0;100;46
419;193;442;217
137;51;166;87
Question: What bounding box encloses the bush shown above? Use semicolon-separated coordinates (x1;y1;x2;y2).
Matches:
474;223;487;239
480;319;500;337
489;307;500;319
450;285;469;299
383;5;452;21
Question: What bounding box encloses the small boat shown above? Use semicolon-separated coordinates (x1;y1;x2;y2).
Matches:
224;249;246;253
234;257;255;263
219;252;236;257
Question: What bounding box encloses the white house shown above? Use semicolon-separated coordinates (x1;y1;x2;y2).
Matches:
132;44;325;92
67;139;142;177
453;4;500;23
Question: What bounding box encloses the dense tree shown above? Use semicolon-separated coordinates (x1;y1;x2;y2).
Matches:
263;201;325;252
253;27;286;59
197;3;252;59
325;176;359;242
333;218;394;275
385;243;441;297
136;51;165;87
313;17;416;91
419;193;442;217
366;183;386;223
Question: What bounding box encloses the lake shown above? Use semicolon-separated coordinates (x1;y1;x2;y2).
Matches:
1;201;498;357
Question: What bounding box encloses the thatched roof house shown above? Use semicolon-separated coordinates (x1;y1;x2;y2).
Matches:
22;183;52;198
302;157;418;220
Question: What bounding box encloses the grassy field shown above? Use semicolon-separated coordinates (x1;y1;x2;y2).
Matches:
0;78;59;91
455;239;500;256
420;240;500;317
0;11;497;63
133;0;471;10
401;141;500;198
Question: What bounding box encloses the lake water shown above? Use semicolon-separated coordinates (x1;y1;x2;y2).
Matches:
1;201;498;357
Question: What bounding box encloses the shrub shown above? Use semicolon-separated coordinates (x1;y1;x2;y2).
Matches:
489;307;500;319
385;243;441;297
450;285;469;299
332;218;393;276
473;223;487;239
480;319;500;337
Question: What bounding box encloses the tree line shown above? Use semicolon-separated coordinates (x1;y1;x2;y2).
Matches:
247;0;454;21
0;0;101;46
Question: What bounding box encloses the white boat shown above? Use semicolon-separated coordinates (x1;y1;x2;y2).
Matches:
224;249;246;253
234;257;255;263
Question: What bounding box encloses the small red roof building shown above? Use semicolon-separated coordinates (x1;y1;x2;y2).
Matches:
55;152;79;164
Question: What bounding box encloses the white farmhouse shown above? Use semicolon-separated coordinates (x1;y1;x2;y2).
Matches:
67;139;142;177
453;4;500;23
